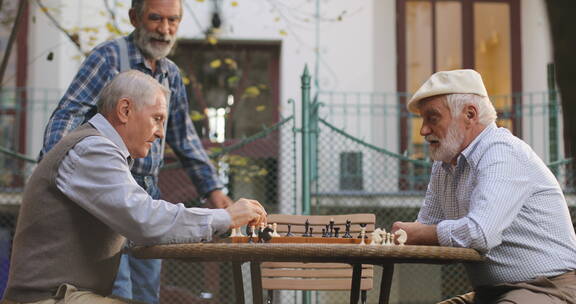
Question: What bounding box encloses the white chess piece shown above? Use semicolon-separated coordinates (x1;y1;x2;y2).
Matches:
391;233;396;246
237;226;245;237
395;229;408;246
379;229;387;246
231;228;237;237
250;225;257;237
370;228;383;245
359;227;367;245
272;223;280;237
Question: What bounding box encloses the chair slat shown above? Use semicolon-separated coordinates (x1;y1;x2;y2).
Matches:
262;278;373;291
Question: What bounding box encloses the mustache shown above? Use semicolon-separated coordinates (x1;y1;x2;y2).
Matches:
425;135;440;142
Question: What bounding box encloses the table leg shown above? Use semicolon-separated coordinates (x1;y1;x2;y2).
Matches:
349;263;362;304
232;262;245;304
250;261;264;304
378;263;395;304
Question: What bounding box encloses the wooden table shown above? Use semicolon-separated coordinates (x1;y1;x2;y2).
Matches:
131;243;483;304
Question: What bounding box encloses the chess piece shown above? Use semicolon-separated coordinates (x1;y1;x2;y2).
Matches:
370;228;383;245
391;233;396;246
230;228;237;237
359;227;366;245
321;228;327;237
247;226;254;243
395;229;408;246
236;227;245;237
334;227;340;238
309;227;314;237
303;219;310;237
286;224;294;237
250;225;257;238
329;218;335;237
272;223;280;237
358;223;367;238
342;219;352;238
260;226;274;243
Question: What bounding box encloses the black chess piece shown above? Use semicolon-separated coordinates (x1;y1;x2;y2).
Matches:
329;219;335;237
260;226;274;243
303;219;310;237
357;223;367;238
321;228;327;237
308;227;314;237
334;227;340;238
247;226;254;243
286;224;294;237
342;219;352;238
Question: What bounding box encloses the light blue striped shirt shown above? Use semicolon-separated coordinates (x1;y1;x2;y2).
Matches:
418;123;576;286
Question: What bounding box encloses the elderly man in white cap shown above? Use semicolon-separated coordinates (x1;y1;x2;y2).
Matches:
392;70;576;304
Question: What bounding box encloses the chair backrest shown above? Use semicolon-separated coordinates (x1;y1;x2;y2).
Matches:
261;213;376;291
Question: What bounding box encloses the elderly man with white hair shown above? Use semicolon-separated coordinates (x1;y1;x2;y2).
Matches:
392;70;576;304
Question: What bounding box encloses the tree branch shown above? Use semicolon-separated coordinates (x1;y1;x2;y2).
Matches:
0;0;27;88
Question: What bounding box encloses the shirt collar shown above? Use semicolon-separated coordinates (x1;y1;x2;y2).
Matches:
442;123;497;169
126;33;169;77
88;113;131;163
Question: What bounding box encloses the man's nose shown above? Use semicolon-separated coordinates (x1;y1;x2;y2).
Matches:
420;124;431;136
155;124;165;139
158;19;169;35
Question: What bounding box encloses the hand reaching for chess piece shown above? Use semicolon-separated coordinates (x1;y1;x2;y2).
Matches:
226;198;267;228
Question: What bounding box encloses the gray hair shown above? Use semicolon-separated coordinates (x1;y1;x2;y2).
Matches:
442;93;498;126
131;0;183;20
97;70;169;115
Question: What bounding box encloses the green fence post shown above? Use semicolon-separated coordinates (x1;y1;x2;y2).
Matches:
548;63;559;176
301;66;312;217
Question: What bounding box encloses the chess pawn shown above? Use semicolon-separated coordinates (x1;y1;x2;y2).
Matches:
334;227;340;238
236;226;245;237
391;234;396;246
395;228;408;246
272;223;280;237
359;227;366;245
230;228;237;237
329;218;335;237
286;224;294;237
250;225;257;238
321;228;327;237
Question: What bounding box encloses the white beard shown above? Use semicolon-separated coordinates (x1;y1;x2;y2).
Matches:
427;121;464;163
134;27;176;60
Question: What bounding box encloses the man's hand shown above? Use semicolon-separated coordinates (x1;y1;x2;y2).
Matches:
226;198;267;228
391;221;439;245
205;189;233;209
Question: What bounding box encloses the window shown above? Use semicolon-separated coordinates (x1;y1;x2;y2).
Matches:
339;152;363;191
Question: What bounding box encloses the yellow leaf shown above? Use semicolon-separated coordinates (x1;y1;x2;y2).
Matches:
106;22;122;35
72;55;83;61
196;0;205;2
190;111;205;121
279;29;288;36
258;169;268;176
274;17;281;22
227;76;240;86
40;7;49;13
210;59;222;68
243;86;261;98
99;11;107;16
258;84;268;90
224;58;238;69
116;2;124;7
182;76;191;85
231;1;238;7
256;105;266;112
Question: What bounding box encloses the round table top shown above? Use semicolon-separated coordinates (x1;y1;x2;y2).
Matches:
130;243;483;265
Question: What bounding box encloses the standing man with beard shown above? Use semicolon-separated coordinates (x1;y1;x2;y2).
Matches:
39;1;233;303
392;70;576;303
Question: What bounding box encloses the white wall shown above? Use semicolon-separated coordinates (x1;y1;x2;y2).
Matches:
520;0;556;160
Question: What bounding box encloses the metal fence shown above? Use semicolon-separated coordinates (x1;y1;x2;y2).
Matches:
0;80;574;303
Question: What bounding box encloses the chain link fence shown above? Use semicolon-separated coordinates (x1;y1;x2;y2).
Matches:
0;89;574;303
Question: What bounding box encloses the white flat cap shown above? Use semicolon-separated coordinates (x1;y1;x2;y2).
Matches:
407;69;488;114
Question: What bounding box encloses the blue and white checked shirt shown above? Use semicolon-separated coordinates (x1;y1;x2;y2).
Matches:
41;33;222;195
418;123;576;286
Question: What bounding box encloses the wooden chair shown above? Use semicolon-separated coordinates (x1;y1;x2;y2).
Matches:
257;214;376;304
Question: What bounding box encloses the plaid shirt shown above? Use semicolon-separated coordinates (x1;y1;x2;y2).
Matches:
41;33;222;196
418;123;576;286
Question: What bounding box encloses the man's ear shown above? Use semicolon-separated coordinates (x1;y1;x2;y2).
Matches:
464;105;478;125
129;9;139;28
116;98;131;123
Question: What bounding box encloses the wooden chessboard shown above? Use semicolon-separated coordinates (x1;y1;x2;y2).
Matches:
229;236;363;244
